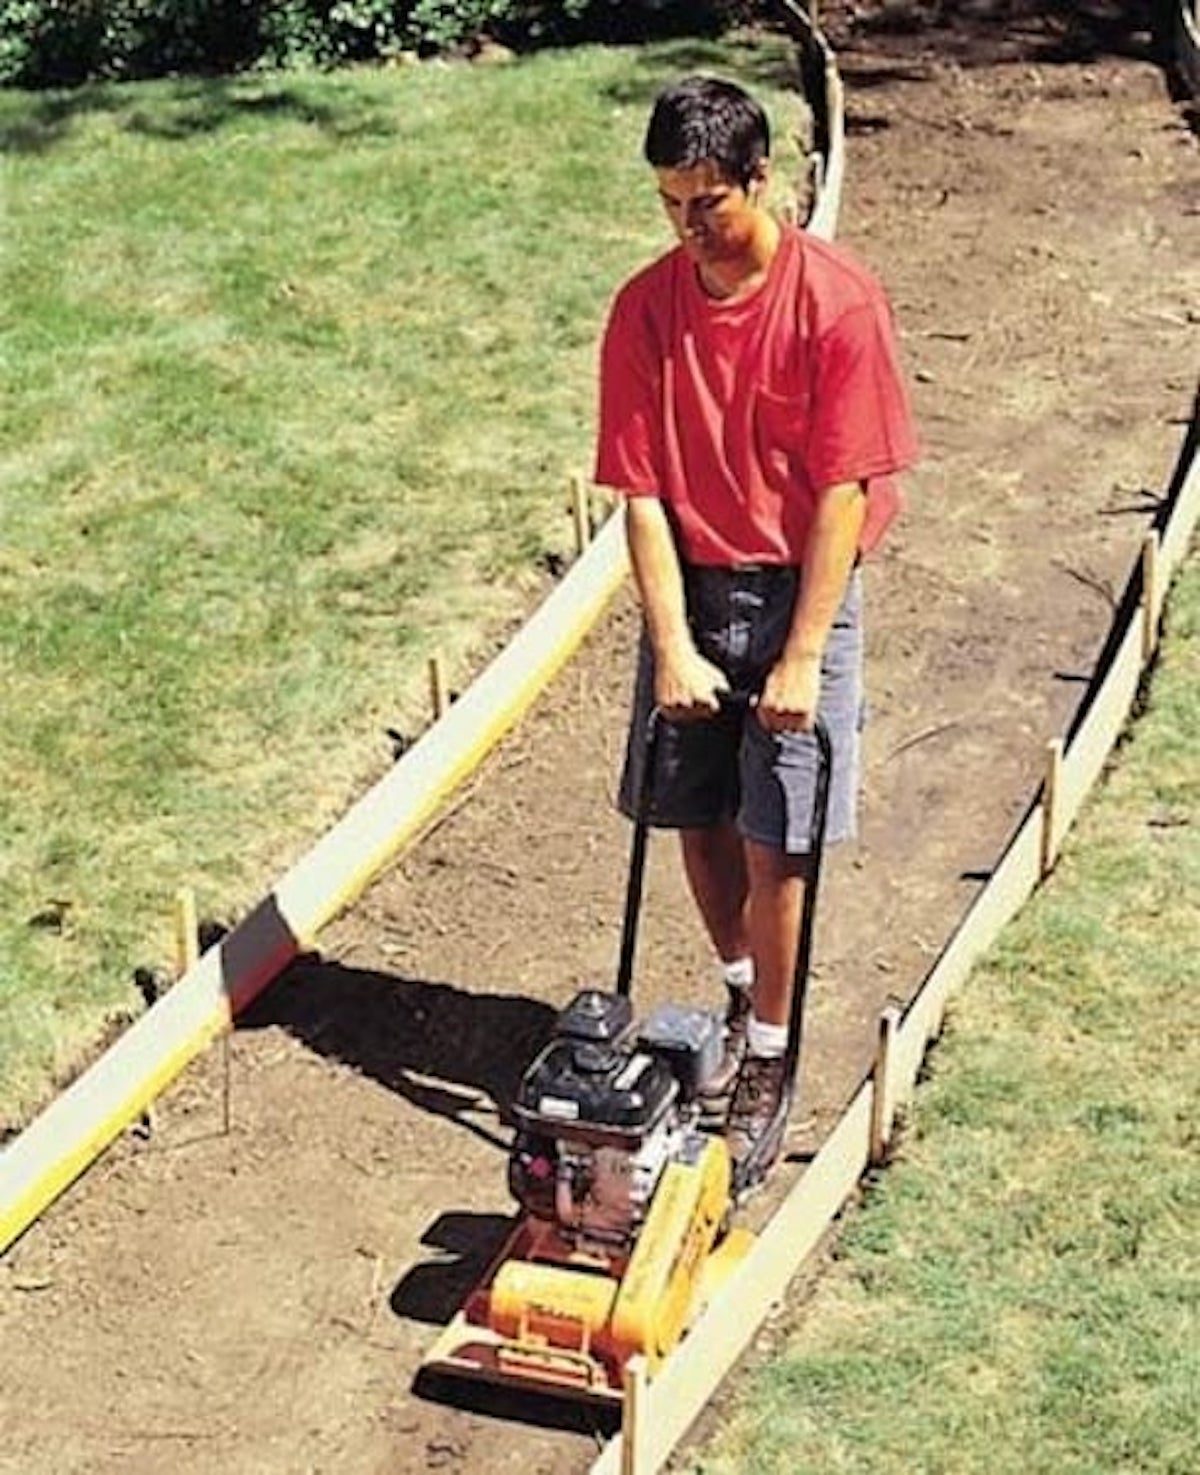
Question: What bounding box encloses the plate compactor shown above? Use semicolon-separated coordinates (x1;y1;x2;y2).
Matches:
421;705;832;1406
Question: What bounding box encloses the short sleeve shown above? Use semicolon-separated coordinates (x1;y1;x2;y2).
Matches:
804;298;918;496
594;285;663;497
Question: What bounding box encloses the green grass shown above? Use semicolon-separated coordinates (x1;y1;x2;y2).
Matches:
0;36;808;1126
691;557;1200;1473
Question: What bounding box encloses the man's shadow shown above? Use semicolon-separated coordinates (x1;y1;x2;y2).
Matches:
241;954;558;1151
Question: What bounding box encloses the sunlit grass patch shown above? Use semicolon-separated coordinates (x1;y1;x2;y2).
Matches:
692;561;1199;1474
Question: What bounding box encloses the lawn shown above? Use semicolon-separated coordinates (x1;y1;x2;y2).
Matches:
691;557;1199;1473
0;34;808;1127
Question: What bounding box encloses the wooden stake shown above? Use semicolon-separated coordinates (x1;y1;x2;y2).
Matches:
621;1356;648;1475
173;886;199;976
869;1005;901;1166
570;473;591;558
587;484;612;538
1142;530;1160;666
1040;737;1063;878
428;654;448;721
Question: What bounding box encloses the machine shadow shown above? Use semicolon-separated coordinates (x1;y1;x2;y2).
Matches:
391;1210;515;1327
240;955;558;1150
413;1366;621;1439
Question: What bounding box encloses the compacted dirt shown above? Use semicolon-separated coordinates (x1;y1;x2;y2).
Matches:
2;8;1196;1473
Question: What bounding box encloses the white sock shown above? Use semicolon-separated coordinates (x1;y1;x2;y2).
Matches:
719;956;754;991
746;1014;788;1059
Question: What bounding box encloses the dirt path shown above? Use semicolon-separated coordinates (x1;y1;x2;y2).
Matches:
2;14;1195;1474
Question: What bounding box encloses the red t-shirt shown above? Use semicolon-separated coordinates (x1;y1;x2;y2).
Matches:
594;226;918;565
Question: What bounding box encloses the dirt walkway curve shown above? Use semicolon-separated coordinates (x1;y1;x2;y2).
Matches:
2;14;1196;1475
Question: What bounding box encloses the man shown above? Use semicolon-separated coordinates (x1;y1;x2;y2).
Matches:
594;75;917;1191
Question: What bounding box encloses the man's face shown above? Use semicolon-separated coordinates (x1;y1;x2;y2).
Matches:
654;158;767;265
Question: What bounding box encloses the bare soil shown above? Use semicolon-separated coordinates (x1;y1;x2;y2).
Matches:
2;10;1196;1473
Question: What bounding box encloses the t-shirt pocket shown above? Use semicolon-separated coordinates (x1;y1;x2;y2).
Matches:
754;387;810;466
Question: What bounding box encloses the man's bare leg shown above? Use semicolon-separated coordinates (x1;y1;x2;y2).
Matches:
682;822;754;1103
680;822;750;961
743;838;808;1026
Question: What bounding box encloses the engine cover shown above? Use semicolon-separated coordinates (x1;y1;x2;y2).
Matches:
512;1036;677;1148
507;991;725;1249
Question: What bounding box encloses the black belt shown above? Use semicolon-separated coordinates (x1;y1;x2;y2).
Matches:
685;561;794;574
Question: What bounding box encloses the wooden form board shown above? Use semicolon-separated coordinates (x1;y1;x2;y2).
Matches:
0;516;628;1254
1171;0;1200;98
806;58;845;243
1050;615;1143;858
774;0;844;246
1159;435;1199;580
591;1083;874;1475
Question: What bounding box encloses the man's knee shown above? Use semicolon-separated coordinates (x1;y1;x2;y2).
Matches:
743;836;813;886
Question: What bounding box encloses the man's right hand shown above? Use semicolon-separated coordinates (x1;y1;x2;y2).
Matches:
653;643;730;720
623;499;728;719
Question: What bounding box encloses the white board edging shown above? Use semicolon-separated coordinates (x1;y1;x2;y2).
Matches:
807;57;845;242
591;1082;875;1475
1159;426;1199;578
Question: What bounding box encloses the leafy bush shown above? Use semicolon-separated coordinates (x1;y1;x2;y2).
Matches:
1;0;266;85
0;0;749;86
404;0;511;53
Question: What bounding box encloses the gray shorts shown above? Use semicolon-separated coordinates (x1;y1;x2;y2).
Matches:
618;565;863;854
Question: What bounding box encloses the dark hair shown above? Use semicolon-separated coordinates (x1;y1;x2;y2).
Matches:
643;75;770;189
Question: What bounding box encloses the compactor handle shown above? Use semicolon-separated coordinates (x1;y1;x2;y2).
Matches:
615;697;833;1010
614;705;663;998
783;716;832;1094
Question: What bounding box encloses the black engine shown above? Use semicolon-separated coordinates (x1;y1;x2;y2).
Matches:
508;989;723;1249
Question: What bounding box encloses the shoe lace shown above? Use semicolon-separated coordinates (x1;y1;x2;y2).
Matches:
731;1054;784;1118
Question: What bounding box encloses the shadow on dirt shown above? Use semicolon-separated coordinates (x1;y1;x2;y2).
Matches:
391;1210;514;1326
414;1364;621;1438
240;955;556;1151
840;0;1163;67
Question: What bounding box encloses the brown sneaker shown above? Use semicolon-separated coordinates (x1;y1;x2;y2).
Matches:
725;1052;790;1194
697;984;752;1113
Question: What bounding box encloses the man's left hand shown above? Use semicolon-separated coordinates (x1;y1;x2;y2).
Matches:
757;653;821;733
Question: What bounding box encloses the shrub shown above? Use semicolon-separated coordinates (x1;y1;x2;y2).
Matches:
0;0;750;87
1;0;266;86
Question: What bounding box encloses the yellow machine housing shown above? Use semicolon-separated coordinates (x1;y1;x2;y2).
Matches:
608;1135;731;1370
421;1136;752;1402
